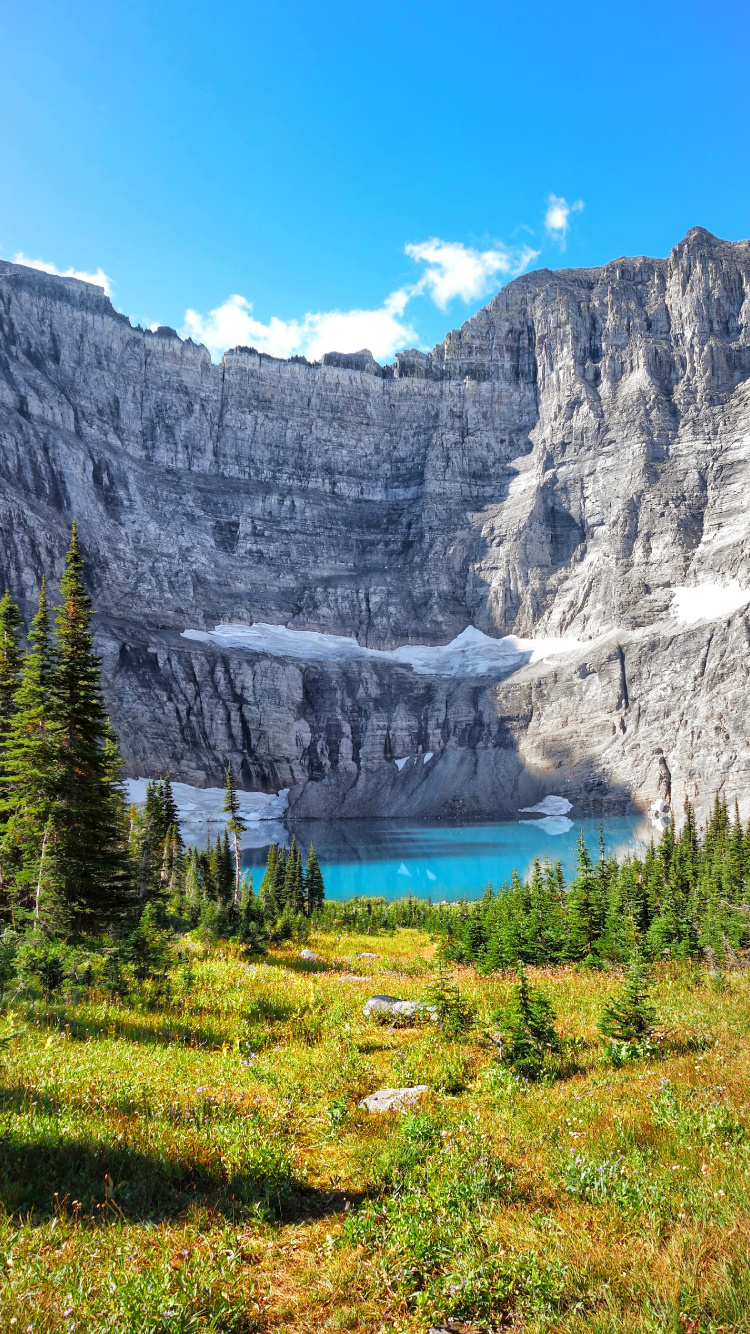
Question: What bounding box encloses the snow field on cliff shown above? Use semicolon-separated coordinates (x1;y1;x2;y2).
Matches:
671;580;750;624
181;622;582;675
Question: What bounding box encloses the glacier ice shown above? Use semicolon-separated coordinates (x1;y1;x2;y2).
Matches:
181;622;582;677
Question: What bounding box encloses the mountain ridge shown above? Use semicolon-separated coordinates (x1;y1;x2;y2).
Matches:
1;228;749;820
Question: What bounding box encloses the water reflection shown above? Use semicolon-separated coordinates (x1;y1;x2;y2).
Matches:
241;816;653;902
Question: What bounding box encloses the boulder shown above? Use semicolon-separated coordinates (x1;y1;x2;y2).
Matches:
360;1086;429;1112
362;994;433;1021
357;952;378;958
299;949;320;962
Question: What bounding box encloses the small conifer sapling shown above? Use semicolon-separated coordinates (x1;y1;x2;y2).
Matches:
598;948;657;1044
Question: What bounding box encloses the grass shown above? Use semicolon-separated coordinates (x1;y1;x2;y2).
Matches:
1;928;750;1332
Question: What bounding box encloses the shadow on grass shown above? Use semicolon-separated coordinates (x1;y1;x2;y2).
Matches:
28;1008;228;1051
262;955;338;976
0;1128;364;1224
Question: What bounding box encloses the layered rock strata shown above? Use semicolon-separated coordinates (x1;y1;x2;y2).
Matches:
1;226;749;821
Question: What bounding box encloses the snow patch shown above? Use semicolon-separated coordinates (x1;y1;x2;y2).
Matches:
649;798;671;833
423;751;433;765
519;795;573;816
425;869;437;882
181;622;582;678
394;757;409;771
124;778;289;849
397;862;411;876
671;581;750;625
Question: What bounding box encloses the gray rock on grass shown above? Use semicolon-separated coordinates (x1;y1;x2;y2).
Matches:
360;1086;429;1112
362;994;434;1021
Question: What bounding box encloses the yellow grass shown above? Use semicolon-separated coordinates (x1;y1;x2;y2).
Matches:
1;929;749;1332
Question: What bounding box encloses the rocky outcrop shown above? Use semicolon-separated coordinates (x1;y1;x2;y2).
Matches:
1;226;749;821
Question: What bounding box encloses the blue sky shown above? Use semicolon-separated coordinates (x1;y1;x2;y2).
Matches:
1;0;748;362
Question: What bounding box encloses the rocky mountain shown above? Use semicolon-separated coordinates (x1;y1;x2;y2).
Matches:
1;226;749;821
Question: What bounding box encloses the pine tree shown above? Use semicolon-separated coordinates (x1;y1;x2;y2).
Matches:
566;831;605;960
0;580;62;924
139;780;165;899
284;837;305;915
49;525;134;930
222;764;246;905
31;811;67;933
238;874;264;947
197;845;218;901
598;948;657;1042
424;961;475;1036
500;962;561;1079
260;843;279;917
217;829;234;906
304;843;325;916
161;777;182;845
0;590;23;759
272;843;288;908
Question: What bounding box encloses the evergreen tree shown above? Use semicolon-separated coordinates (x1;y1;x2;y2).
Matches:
304;843;325;916
500;962;561;1079
49;524;133;929
598;948;657;1043
566;831;605;960
271;843;288;909
134;775;184;905
0;580;62;925
284;837;305;915
31;811;67;933
0;590;23;758
222;764;245;905
424;961;475;1036
161;777;181;844
260;843;279;917
238;874;264;948
139;780;166;899
217;829;234;906
197;845;218;901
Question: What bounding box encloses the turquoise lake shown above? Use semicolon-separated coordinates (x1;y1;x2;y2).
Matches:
242;815;654;901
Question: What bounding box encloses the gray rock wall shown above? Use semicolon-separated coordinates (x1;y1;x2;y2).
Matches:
1;225;749;821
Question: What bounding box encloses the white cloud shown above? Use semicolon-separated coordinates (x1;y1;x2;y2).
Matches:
182;285;418;363
12;252;113;296
183;234;540;364
405;238;539;309
544;195;584;249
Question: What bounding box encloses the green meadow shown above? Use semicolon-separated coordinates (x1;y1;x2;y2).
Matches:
2;929;749;1334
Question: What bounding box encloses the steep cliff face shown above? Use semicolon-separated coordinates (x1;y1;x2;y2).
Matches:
1;227;749;820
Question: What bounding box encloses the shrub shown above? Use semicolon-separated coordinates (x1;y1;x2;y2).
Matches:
0;928;18;998
15;935;68;995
